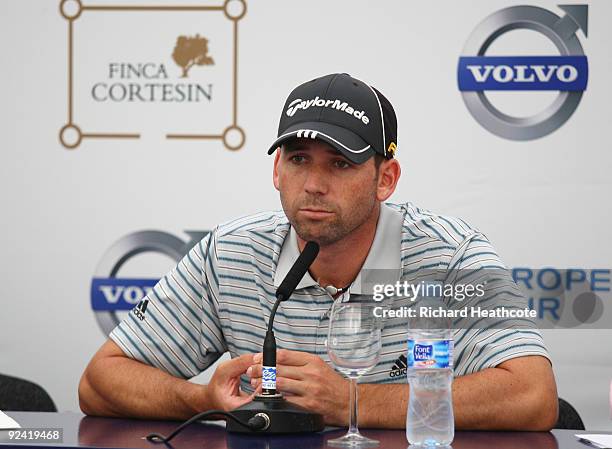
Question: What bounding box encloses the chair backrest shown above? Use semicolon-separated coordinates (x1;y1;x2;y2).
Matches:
554;398;585;430
0;374;57;412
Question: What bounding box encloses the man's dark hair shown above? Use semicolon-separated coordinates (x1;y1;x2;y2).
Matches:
373;153;386;170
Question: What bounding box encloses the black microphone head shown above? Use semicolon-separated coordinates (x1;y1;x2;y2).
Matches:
276;241;319;300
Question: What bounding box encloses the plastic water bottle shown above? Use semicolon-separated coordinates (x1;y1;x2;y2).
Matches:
406;290;454;447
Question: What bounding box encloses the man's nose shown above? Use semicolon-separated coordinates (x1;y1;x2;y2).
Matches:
303;166;329;195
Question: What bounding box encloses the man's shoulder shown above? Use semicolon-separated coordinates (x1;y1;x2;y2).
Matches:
216;210;288;235
212;210;290;254
385;202;483;247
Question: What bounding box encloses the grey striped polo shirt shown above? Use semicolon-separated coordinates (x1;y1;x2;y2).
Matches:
109;202;549;390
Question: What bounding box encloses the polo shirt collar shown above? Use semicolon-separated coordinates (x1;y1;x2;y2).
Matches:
274;222;318;290
273;203;403;293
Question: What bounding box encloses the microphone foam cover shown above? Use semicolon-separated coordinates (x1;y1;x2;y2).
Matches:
276;241;319;300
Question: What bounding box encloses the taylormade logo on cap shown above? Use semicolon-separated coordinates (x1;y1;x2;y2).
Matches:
285;97;370;125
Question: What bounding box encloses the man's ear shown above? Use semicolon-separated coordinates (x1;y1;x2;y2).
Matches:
272;148;281;191
376;158;401;202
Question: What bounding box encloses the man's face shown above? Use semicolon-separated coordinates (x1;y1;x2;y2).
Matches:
273;138;379;246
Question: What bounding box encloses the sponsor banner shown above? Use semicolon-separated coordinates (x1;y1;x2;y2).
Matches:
59;0;246;150
91;230;208;335
457;56;588;91
458;4;589;140
91;278;158;311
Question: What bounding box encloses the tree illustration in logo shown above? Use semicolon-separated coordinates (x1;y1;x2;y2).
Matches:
172;34;214;78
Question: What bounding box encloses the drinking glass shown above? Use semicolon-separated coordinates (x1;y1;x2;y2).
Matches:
327;300;382;447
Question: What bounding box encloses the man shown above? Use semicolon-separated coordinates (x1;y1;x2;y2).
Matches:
79;73;558;429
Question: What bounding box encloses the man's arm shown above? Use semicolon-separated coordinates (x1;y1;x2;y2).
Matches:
358;355;558;430
79;339;255;419
79;231;243;419
247;350;558;430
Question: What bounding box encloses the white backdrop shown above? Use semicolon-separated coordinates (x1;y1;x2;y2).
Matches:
1;0;611;431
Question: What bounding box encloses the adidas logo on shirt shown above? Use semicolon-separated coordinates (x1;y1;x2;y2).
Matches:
133;299;149;321
389;354;408;378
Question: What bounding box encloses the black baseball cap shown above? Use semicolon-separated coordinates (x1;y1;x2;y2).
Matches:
267;73;398;164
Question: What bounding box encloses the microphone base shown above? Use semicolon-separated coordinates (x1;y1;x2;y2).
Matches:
227;394;325;434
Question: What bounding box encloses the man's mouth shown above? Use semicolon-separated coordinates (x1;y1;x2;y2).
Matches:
298;208;334;219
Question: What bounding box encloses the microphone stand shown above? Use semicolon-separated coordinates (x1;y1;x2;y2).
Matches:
227;291;325;434
227;244;325;434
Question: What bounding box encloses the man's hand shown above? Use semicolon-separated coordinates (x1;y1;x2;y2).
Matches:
247;349;349;425
80;340;260;419
205;354;257;411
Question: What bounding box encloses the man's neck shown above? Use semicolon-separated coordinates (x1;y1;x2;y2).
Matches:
296;203;381;291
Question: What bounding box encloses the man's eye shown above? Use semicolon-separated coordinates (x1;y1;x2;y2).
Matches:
290;155;306;164
334;160;351;169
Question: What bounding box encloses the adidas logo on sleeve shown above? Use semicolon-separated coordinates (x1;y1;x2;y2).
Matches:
132;299;149;321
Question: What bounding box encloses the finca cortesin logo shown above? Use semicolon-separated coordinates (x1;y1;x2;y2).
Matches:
173;34;215;78
457;5;588;140
59;0;246;151
91;35;215;103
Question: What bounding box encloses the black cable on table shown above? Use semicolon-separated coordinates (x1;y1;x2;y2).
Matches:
145;410;267;444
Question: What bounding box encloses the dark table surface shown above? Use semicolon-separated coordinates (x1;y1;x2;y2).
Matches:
0;411;610;449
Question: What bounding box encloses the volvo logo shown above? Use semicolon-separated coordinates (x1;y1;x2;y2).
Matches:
90;230;208;335
458;5;588;140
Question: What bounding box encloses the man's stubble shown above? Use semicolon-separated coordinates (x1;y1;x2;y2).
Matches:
279;180;378;247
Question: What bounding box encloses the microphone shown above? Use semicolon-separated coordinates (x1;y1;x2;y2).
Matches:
227;241;325;434
276;240;320;301
262;241;319;395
